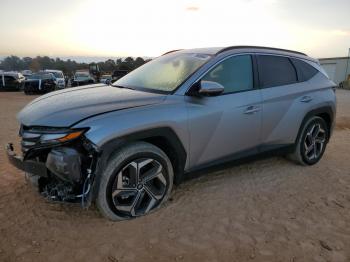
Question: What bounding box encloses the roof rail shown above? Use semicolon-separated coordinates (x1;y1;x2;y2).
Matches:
162;49;183;56
216;46;307;56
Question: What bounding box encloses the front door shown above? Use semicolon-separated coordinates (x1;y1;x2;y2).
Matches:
187;54;262;168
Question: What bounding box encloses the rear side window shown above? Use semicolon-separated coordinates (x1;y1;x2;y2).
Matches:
291;58;318;82
202;55;253;94
257;55;297;88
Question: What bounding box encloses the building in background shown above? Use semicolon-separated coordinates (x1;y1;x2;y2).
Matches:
319;56;350;86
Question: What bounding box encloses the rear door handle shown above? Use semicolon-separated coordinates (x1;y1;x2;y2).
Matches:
300;96;312;103
244;105;260;114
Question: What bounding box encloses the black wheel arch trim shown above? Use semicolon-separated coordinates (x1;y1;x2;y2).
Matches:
91;127;187;200
295;106;334;145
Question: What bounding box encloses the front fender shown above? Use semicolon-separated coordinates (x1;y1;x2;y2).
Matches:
73;96;190;168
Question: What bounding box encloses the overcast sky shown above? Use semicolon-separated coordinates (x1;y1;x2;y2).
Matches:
1;0;349;58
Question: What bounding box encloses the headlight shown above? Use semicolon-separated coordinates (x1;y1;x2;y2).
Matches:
20;127;88;154
40;130;85;143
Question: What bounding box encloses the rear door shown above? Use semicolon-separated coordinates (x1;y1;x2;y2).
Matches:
4;76;17;90
187;54;262;167
257;55;316;147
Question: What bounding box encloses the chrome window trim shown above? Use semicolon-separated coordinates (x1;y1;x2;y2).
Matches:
186;52;324;94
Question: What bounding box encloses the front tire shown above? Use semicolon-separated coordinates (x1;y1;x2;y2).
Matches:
96;142;174;221
288;116;328;165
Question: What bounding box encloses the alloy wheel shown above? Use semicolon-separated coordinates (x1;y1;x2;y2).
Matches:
303;123;326;161
111;158;167;217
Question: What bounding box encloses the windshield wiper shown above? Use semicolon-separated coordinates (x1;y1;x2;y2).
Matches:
113;85;134;90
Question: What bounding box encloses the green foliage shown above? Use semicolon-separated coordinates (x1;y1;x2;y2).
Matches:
0;56;149;76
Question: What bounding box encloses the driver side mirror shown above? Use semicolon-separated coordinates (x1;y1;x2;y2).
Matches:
198;80;224;96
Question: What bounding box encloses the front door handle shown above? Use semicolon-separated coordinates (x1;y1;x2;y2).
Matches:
300;96;312;103
244;105;260;114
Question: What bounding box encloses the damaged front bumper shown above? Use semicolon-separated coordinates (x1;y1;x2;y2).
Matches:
6;139;99;206
6;143;47;177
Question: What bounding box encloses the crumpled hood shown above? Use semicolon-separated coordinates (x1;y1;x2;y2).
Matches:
18;84;166;127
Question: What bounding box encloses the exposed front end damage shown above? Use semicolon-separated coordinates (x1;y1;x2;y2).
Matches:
6;125;99;207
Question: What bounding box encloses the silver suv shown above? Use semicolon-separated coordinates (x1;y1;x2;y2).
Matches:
6;46;336;220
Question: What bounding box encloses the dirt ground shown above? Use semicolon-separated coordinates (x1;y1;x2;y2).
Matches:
0;90;350;262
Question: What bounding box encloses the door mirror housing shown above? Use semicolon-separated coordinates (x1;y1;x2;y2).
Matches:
198;80;224;96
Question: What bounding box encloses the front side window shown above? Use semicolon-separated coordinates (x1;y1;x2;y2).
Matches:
202;55;253;94
257;55;297;88
113;52;212;93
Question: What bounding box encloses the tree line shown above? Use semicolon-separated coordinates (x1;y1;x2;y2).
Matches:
0;55;150;76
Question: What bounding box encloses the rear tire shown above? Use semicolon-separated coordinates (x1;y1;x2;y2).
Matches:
96;142;174;221
288;116;328;165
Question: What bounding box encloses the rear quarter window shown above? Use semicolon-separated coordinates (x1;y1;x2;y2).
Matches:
257;55;297;88
290;58;318;82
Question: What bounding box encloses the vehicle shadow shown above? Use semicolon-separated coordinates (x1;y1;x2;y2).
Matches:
183;148;292;183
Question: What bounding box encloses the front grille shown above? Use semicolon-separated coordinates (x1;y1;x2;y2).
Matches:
20;125;41;153
41;80;55;92
19;125;72;154
24;81;40;92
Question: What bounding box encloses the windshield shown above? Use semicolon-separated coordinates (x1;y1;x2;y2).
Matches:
27;75;39;80
50;72;63;78
75;72;90;78
27;73;53;80
113;52;212;92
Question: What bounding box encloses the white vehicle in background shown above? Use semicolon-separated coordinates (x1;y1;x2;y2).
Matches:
44;69;65;89
99;74;112;84
21;70;33;79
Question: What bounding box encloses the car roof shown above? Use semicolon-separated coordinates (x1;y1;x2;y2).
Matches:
166;46;316;62
216;46;307;56
165;47;222;55
44;69;63;73
33;72;54;76
1;72;21;77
